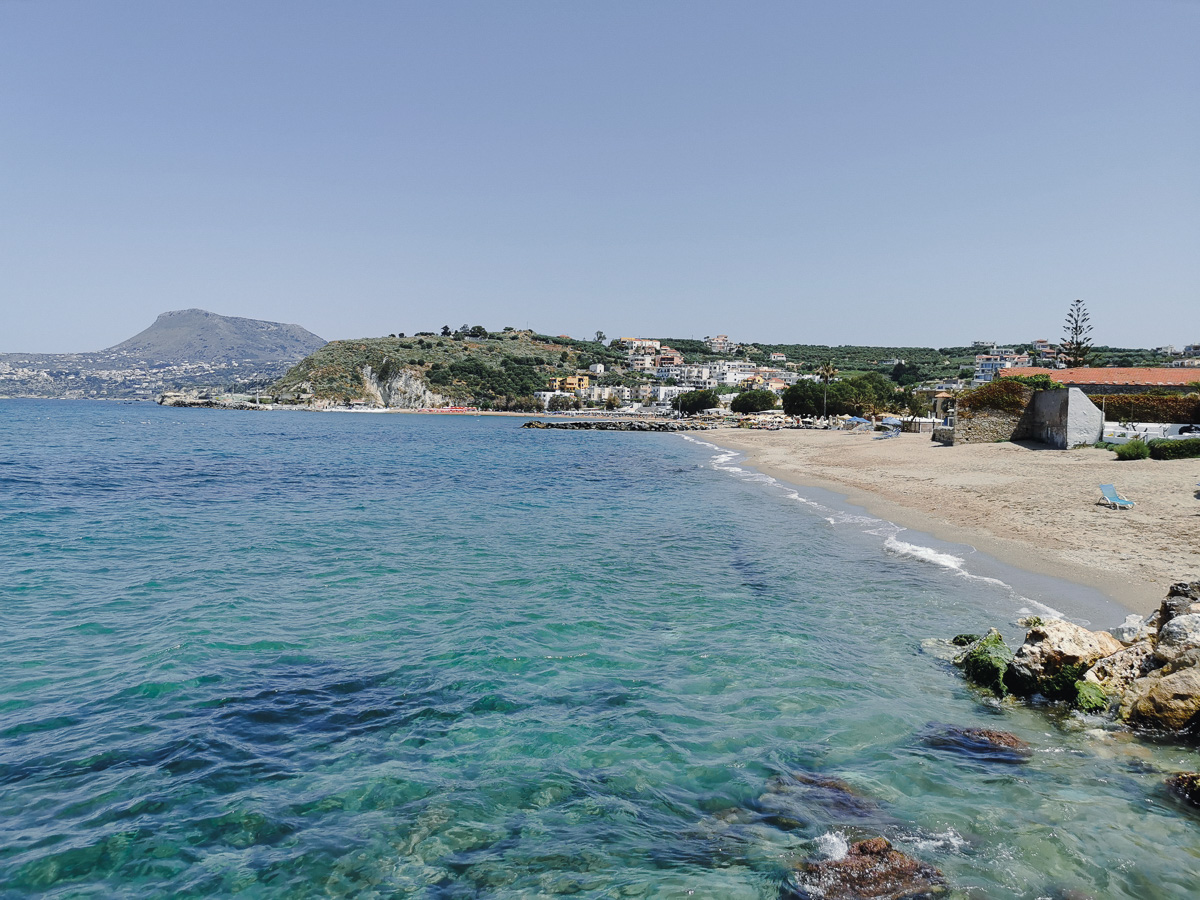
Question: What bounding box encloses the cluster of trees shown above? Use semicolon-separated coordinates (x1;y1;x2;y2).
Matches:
780;372;928;418
426;356;547;399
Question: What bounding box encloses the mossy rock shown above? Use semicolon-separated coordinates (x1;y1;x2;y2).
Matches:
951;633;982;647
1040;663;1089;702
1074;680;1109;713
955;630;1014;696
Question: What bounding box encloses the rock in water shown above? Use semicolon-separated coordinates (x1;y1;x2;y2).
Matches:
1005;619;1123;699
1083;643;1155;696
1165;772;1200;808
952;629;1013;696
756;772;895;832
922;725;1033;763
786;836;947;899
1121;650;1200;732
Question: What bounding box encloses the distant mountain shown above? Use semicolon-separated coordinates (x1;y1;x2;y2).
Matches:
105;308;326;365
0;309;326;400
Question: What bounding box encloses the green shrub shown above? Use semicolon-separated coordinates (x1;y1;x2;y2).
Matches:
1099;394;1200;424
1114;439;1150;460
1003;373;1065;390
1148;437;1200;460
959;380;1032;414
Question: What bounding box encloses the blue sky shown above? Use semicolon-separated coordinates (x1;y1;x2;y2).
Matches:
2;0;1196;352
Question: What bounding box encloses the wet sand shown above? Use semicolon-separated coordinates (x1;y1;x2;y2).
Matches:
706;428;1200;614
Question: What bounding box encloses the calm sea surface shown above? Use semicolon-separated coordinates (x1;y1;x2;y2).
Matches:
1;400;1197;898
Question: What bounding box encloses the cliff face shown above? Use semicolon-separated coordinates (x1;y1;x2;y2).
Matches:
362;367;446;409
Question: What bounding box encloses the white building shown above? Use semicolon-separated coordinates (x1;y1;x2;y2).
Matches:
706;334;736;354
973;350;1030;385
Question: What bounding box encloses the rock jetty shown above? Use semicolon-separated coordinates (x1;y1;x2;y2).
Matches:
521;419;715;432
157;392;266;410
951;581;1200;734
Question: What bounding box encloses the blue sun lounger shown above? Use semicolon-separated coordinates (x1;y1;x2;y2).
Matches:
1098;484;1134;509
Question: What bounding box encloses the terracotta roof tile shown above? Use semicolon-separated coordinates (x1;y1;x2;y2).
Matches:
998;367;1199;386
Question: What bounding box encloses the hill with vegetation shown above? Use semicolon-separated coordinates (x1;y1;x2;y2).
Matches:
269;329;615;409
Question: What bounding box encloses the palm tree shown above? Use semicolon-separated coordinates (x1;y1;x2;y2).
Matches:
817;360;838;421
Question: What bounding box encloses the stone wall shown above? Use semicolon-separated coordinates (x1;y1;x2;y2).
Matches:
935;388;1102;448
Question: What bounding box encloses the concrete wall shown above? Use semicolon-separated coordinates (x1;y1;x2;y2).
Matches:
936;388;1102;448
1028;387;1103;449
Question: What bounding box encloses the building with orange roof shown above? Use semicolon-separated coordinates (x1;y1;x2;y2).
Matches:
998;367;1199;394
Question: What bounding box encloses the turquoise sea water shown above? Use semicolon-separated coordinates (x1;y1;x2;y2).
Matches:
1;400;1198;898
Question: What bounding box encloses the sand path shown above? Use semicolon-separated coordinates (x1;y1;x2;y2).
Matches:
705;428;1200;614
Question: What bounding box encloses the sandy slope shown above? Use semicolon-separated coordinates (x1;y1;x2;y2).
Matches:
705;428;1200;614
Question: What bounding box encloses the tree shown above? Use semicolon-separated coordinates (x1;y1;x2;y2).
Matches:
469;325;487;338
902;389;931;418
673;388;721;416
730;389;778;414
595;330;606;343
1061;299;1093;368
441;325;452;337
604;393;621;410
547;394;576;411
817;360;839;419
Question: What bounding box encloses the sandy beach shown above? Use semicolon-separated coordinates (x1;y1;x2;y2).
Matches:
706;428;1200;614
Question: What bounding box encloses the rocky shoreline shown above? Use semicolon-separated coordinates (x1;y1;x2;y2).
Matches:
521;419;716;432
947;581;1200;733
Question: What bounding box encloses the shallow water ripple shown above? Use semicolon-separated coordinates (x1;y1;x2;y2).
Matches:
1;402;1198;898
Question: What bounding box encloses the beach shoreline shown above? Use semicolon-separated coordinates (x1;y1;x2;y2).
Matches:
703;428;1200;616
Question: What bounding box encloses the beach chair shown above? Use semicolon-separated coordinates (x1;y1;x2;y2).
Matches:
1098;484;1134;509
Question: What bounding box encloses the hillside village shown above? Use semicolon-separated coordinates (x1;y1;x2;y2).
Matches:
249;324;1199;430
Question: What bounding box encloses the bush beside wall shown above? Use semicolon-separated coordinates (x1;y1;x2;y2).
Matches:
1148;438;1200;460
1098;394;1200;425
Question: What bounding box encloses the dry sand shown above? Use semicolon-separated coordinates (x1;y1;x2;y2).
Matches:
705;428;1200;615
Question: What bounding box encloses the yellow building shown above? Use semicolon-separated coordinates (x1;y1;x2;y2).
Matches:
548;375;590;392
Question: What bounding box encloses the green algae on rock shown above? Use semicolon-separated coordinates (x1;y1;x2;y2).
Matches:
952;628;1013;696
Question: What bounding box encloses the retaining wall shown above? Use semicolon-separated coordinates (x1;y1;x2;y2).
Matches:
934;388;1102;448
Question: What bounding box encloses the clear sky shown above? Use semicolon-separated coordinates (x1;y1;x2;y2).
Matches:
2;0;1196;352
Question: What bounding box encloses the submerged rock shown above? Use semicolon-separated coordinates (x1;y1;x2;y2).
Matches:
952;629;1013;696
922;725;1033;763
1005;619;1122;700
785;836;947;900
1165;772;1200;808
757;772;894;832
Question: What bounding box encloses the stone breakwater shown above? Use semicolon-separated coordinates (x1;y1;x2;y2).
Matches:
521;419;716;432
157;393;265;410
